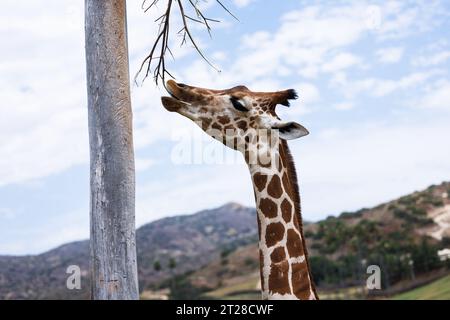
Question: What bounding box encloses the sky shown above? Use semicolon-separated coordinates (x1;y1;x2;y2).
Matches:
1;0;450;255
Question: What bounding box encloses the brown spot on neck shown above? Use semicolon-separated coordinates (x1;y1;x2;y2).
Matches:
253;173;267;192
291;262;312;300
265;222;284;247
260;198;278;218
267;175;283;199
280;199;292;223
286;229;304;258
270;247;286;263
268;260;290;295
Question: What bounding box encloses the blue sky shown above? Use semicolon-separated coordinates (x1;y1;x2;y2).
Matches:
1;0;450;254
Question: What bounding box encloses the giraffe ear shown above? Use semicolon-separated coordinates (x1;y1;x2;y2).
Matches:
272;121;309;140
275;89;298;107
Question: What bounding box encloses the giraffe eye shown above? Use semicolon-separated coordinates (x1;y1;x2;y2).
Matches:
230;97;248;112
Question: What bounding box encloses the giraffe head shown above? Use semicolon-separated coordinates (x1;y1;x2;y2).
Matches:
161;80;309;153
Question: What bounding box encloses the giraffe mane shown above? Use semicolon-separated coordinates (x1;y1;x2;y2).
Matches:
280;139;319;298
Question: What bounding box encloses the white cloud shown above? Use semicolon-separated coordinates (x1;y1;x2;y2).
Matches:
1;0;450;255
0;108;88;187
233;0;255;8
1;0;447;188
322;53;362;73
376;47;404;63
413;50;450;67
0;1;88;186
336;70;442;98
333;102;354;111
135;157;155;172
374;1;446;40
0;1;177;186
188;1;446;87
181;4;373;86
296;83;320;105
418;80;450;110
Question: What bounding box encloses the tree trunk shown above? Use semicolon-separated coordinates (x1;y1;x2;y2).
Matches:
85;0;139;300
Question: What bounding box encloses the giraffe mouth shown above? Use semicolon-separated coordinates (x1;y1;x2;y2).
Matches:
161;81;192;112
171;93;191;104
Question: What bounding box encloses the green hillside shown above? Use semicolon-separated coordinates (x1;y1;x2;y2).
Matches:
392;274;450;300
168;182;450;300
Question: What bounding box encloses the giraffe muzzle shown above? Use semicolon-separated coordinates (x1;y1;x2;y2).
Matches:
161;80;192;112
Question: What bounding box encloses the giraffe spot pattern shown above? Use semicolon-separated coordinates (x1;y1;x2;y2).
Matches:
260;198;278;218
253;173;267;192
286;229;304;258
270;246;286;263
237;120;247;130
267;175;283;199
268;260;290;295
217;115;230;125
280;199;292;223
291;262;311;300
265;222;284;247
211;122;222;131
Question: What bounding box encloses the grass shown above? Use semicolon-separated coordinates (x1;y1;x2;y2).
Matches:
318;286;366;300
203;276;260;299
392;274;450;300
203;273;450;300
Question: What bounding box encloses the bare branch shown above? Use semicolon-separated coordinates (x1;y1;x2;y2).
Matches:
215;0;239;21
135;0;173;86
136;0;238;86
176;0;219;70
142;0;159;13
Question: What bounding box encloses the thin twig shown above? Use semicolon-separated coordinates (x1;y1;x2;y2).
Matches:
215;0;239;21
136;0;238;85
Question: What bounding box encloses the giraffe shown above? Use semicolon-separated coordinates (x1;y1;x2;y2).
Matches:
161;80;318;300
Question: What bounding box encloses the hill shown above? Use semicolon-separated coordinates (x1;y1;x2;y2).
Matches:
0;203;257;299
1;182;450;299
165;182;450;299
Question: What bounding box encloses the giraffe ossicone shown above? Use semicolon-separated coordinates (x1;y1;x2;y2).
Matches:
161;80;318;300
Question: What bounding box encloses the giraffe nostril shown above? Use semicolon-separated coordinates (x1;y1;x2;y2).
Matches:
177;83;187;88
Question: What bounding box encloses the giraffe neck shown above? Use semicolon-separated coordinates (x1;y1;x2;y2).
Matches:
247;140;317;300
